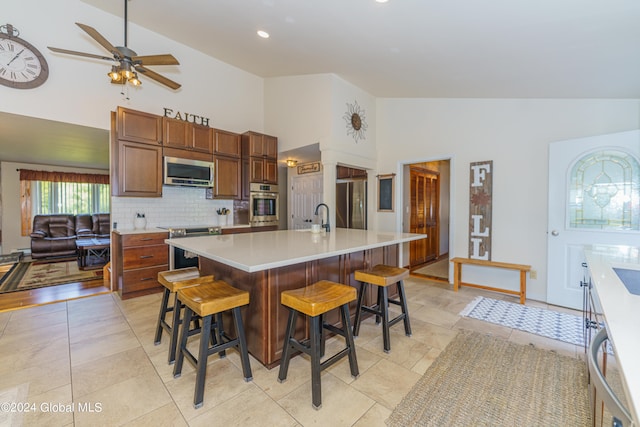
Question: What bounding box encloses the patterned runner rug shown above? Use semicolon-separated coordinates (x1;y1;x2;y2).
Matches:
0;260;102;294
460;296;584;347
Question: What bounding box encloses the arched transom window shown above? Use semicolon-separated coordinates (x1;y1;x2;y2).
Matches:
569;150;640;231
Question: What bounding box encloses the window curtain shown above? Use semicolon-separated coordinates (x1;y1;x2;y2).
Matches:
19;169;109;236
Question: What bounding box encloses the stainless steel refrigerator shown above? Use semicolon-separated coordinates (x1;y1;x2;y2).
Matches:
336;180;367;229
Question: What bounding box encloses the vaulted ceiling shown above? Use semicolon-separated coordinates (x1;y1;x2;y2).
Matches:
3;0;639;169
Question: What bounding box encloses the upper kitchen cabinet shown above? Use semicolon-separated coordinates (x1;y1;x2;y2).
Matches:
337;165;367;179
117;107;163;145
112;138;163;197
162;117;213;161
112;109;163;197
242;131;278;184
243;132;278;159
207;129;242;199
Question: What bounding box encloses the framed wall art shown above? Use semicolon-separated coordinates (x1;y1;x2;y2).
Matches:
377;173;395;212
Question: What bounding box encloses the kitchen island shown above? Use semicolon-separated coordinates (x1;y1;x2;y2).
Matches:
585;245;640;425
166;228;426;368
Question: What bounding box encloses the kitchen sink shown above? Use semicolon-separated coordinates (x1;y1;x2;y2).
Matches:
612;267;640;295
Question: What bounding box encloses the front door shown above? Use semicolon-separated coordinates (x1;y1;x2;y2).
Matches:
410;167;439;267
547;130;640;309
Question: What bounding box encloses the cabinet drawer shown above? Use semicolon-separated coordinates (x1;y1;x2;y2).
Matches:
122;232;168;247
122;265;167;293
123;245;168;269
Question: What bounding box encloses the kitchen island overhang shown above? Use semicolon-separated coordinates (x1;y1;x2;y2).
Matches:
165;228;426;368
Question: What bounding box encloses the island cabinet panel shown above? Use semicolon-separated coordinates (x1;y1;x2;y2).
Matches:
198;244;398;368
112;231;168;300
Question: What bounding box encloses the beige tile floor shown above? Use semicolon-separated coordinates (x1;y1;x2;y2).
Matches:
0;277;584;427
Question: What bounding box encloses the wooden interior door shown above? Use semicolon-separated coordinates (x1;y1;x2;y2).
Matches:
410;167;439;267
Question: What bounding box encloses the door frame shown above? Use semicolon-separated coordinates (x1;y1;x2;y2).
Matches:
397;155;455;278
409;166;441;267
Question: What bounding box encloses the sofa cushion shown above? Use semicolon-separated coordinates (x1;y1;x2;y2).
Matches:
75;214;94;238
92;213;111;237
32;214;76;238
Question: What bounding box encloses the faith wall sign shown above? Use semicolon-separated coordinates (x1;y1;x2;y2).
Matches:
468;161;493;260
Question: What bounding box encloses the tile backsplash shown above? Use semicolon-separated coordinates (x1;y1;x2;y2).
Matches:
111;186;235;230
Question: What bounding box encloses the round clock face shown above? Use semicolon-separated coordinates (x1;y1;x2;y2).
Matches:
0;27;49;89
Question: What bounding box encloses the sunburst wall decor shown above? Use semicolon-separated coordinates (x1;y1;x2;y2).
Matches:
343;100;368;143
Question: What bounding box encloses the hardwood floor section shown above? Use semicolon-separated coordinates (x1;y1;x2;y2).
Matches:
0;280;111;312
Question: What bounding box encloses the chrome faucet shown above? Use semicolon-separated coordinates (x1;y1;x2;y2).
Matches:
314;203;331;232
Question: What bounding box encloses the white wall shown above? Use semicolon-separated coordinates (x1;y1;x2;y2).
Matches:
376;98;640;301
265;74;378;228
3;0;266;234
2;0;264;133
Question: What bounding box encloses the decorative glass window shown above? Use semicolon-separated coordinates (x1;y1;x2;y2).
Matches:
568;150;640;231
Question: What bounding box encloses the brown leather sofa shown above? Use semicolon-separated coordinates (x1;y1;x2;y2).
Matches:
30;213;111;259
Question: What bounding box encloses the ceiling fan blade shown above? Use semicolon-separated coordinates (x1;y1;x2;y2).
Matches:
48;46;116;62
75;22;120;58
132;54;179;66
136;65;181;90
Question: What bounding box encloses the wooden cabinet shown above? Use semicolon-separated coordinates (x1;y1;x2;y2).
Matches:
206;129;242;199
163;117;213;153
242;131;278;185
209;156;241;199
249;157;278;184
112;231;168;299
214;129;242;157
162;117;213;161
112;138;163;197
337;165;367;179
117;107;163;145
198;244;396;368
243;132;277;158
112;107;163;197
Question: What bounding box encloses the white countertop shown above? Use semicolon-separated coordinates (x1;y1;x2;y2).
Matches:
112;224;251;235
166;228;426;273
585;245;640;424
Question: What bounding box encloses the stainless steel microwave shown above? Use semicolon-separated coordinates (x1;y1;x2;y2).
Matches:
163;156;214;188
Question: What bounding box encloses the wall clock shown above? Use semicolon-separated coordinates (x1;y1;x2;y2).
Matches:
0;23;49;89
343;100;368;143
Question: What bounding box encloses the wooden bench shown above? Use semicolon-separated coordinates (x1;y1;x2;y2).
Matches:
450;257;531;304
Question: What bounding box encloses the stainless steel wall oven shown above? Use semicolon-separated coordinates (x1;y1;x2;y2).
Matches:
249;183;279;227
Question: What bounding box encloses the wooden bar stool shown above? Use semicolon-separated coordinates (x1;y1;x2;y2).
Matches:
173;279;253;409
352;264;411;353
278;280;359;409
154;267;214;364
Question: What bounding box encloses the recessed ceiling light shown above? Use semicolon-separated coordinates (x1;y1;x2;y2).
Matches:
376;0;389;3
257;30;270;39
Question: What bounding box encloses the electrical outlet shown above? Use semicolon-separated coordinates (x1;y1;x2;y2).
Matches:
530;270;537;280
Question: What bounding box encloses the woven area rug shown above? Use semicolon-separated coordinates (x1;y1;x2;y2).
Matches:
460;296;584;346
386;331;591;426
0;260;102;293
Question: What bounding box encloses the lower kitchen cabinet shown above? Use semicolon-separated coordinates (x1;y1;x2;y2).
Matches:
112;231;168;299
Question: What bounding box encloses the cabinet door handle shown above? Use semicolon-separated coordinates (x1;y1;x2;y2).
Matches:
139;238;153;241
140;255;154;259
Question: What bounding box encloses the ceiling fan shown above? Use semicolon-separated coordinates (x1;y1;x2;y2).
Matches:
48;0;180;90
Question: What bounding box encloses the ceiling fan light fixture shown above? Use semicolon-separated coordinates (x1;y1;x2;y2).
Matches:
129;72;141;86
108;65;122;82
